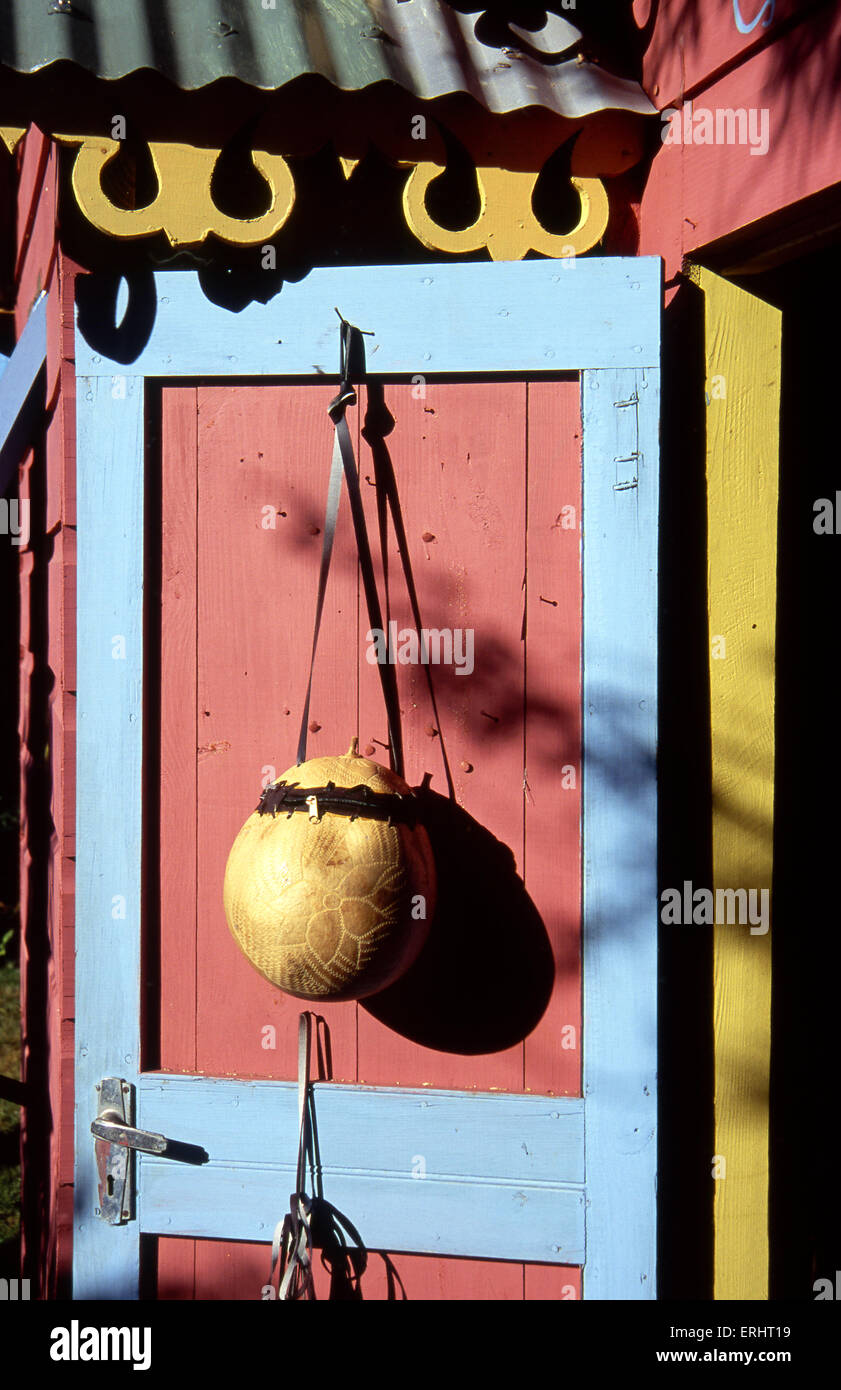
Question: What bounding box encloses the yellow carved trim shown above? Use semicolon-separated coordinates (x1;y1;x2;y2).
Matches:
402;163;609;261
1;127;26;155
54;136;295;247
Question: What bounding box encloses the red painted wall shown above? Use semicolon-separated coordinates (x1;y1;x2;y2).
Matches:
14;127;78;1297
638;0;841;276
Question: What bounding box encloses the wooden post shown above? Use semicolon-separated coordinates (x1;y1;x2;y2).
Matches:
693;265;780;1300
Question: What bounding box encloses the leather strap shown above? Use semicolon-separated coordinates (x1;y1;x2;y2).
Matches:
363;386;456;801
297;316;404;779
258;778;421;826
268;1012;372;1301
269;1013;317;1300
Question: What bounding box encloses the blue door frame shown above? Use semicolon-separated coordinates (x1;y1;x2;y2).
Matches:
72;258;660;1299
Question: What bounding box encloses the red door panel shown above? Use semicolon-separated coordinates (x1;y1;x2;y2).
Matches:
155;377;582;1300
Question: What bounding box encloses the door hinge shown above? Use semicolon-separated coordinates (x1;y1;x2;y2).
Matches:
612;389;642;491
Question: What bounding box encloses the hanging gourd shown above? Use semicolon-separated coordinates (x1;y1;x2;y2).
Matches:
223;316;442;1001
224;740;435;1001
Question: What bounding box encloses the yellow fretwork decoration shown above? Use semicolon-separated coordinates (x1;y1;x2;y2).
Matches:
402;163;609;261
54;136;296;247
1;128;26;155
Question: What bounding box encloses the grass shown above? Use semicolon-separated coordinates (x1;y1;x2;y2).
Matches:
0;964;21;1278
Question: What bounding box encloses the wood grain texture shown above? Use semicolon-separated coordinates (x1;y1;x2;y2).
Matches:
639;2;841;278
63;138;294;247
14;134;78;1297
0;290;46;492
157;1238;195;1301
138;1078;585;1262
642;0;799;108
74;261;662;378
402;163;608;260
356;381;528;1094
580;367;659;1300
73;374;145;1299
192;385;359;1081
695;267;779;1302
181;1239;573;1302
14;131;57;336
159;389;198;1072
154;388;200;1336
51;262;80;1295
13;140;79;1295
140;1076;584;1180
524;380;582;1097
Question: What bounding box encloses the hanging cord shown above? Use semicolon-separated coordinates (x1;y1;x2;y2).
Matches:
269;1012;373;1301
297;314;404;779
269;1013;320;1300
363;384;457;802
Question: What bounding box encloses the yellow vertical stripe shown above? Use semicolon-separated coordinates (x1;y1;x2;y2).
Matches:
694;266;780;1300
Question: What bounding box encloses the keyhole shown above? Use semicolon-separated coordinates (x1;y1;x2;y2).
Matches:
107;1175;114;1196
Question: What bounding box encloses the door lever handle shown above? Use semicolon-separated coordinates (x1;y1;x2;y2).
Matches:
92;1077;208;1224
91;1114;168;1155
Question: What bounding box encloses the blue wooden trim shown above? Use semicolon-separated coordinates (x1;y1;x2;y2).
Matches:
73;375;145;1300
72;262;661;1298
138;1077;585;1262
581;367;660;1299
74;260;661;378
0;291;47;494
140;1077;585;1184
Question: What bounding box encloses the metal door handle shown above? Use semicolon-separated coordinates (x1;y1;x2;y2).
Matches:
92;1077;208;1224
90;1114;168;1155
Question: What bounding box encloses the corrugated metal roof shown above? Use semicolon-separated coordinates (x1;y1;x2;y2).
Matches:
0;0;655;119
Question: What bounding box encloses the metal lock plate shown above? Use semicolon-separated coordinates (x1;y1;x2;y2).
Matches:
93;1077;135;1224
92;1079;207;1222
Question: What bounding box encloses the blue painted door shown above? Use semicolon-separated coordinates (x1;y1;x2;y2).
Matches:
72;260;660;1299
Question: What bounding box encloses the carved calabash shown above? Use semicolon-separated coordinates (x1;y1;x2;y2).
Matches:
223;742;435;1001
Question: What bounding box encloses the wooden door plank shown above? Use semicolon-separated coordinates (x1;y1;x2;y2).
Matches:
356;381;528;1093
192;385;359;1082
525;1264;582;1299
159;388;198;1072
524;380;582;1097
140;1166;585;1265
156;1238;196;1300
580;367;659;1299
156;387;200;1304
694;267;779;1301
139;1076;584;1181
190;1240;551;1301
139;1076;585;1262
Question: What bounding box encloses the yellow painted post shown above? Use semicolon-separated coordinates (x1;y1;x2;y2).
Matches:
693;266;781;1300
